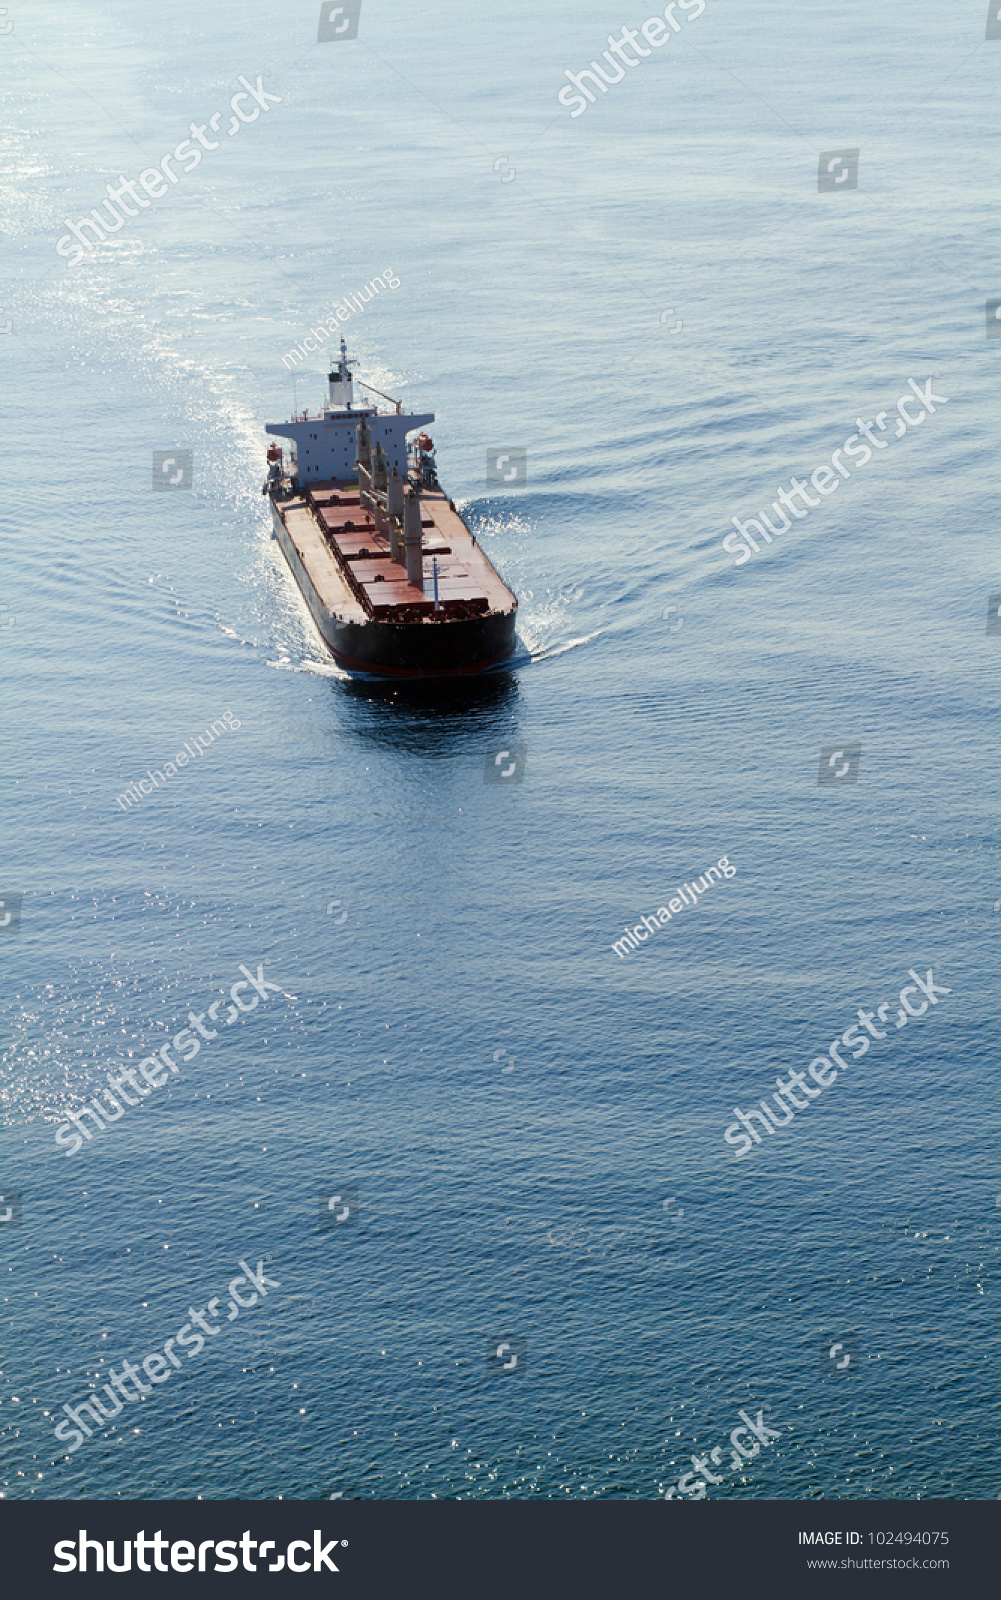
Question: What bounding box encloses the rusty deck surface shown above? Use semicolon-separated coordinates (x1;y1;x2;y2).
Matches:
275;497;367;624
275;479;516;623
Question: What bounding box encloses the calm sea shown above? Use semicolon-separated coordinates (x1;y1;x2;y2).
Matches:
1;0;999;1501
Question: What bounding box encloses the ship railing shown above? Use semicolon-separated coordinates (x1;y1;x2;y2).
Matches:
288;405;384;423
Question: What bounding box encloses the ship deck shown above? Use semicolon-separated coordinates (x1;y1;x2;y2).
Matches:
272;478;516;625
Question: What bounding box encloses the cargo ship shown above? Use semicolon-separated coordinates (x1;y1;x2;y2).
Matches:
263;341;518;677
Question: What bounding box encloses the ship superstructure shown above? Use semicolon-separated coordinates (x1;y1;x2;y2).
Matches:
263;341;518;677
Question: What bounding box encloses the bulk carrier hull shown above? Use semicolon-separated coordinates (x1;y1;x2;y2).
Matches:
269;491;517;678
264;340;518;681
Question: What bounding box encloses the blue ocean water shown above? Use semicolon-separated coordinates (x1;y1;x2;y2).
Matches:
1;0;1000;1502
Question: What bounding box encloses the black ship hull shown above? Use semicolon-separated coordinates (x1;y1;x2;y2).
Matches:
270;499;517;679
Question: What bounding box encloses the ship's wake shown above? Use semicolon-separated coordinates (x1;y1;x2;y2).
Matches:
268;655;353;681
518;628;604;665
262;628;603;681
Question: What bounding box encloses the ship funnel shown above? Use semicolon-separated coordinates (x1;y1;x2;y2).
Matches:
327;336;357;409
327;368;353;408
